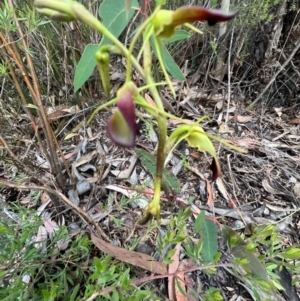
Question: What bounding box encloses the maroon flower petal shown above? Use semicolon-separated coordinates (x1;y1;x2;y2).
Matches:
117;88;139;138
106;83;139;148
172;6;237;26
107;109;136;147
152;6;237;38
211;157;222;181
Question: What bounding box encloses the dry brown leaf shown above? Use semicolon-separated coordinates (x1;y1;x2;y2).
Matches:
34;225;47;253
167;119;195;126
41;192;50;203
262;178;279;195
41;216;71;250
174;271;188;301
293;182;300;199
216;178;230;202
216;100;223;110
219;123;234;134
205;178;214;208
190;152;201;161
168;244;189;301
37;105;80;127
72;150;98;168
42;216;59;234
20;196;30;204
144;93;157;107
236;115;252;123
181;259;197;301
110;155;137;179
91;233;167;275
63;152;76;160
105;184;149;208
229;138;260;150
57;237;71;251
288;118;300;124
168;243;181;301
45;104;68;116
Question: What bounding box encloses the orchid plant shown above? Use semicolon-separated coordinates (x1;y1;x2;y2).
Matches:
34;0;241;224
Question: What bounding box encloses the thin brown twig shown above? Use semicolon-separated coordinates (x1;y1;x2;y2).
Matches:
0;32;50;164
6;0;71;190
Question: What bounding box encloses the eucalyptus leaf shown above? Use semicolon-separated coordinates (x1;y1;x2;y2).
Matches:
222;225;269;282
194;210;205;233
151;37;185;81
200;219;218;263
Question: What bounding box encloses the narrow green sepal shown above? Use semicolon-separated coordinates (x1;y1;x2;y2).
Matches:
167;124;222;181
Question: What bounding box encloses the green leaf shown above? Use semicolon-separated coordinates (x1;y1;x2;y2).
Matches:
175;277;187;297
74;44;98;92
200;219;218;263
70;284;80;301
205;288;223;301
124;0;132;16
162;29;191;44
26;103;39;110
99;0;139;46
135;148;181;194
279;247;300;260
222;225;269;282
194;210;205;233
111;289;119;301
151;38;185;81
167;248;176;260
64;133;79;140
74;0;139;92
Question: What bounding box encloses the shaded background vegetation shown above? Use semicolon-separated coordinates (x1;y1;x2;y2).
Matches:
1;0;299;121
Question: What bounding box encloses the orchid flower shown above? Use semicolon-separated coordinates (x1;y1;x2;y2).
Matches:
106;82;139;148
149;6;237;96
152;6;237;38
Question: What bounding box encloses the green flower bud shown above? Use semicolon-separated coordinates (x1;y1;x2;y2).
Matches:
35;8;76;21
95;50;110;97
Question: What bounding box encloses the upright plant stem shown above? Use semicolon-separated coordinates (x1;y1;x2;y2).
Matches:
144;41;167;219
126;5;161;82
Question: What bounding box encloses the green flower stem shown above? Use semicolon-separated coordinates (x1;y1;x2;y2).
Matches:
135;95;184;121
137;25;154;62
34;0;145;80
126;5;161;82
137;82;167;91
143;38;167;221
87;97;118;125
153;37;175;97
